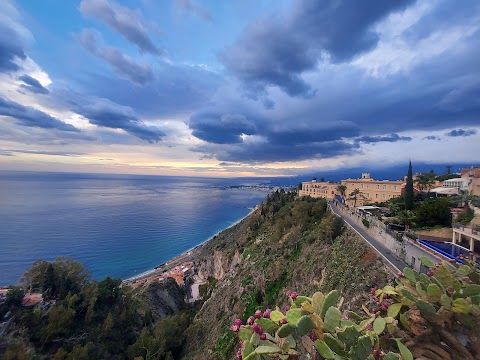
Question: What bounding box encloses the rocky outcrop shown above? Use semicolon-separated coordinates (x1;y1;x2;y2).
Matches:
141;278;186;318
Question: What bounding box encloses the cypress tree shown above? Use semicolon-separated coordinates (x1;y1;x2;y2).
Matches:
405;161;414;210
43;263;57;300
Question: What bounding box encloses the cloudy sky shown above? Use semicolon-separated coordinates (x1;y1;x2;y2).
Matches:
0;0;479;177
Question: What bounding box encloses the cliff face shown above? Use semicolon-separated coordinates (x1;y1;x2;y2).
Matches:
141;277;186;318
182;193;390;359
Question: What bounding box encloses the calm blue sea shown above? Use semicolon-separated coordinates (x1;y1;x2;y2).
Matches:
0;171;275;286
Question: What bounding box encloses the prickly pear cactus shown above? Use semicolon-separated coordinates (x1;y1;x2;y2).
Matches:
230;256;480;359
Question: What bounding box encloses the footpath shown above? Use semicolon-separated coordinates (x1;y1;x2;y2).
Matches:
329;202;446;274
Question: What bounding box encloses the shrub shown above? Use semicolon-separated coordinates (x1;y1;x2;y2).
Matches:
405;232;417;241
362;219;370;228
456;207;474;225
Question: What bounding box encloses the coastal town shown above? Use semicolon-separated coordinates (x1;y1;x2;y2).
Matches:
1;164;480;358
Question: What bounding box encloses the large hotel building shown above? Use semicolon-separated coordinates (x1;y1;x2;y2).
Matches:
299;180;338;200
299;173;404;207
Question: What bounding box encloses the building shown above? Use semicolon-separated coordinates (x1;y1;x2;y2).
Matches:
462;167;480;196
442;177;469;191
299;179;339;200
438;168;480;196
341;173;404;207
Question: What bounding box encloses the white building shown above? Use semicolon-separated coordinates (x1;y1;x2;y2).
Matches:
442;177;469;191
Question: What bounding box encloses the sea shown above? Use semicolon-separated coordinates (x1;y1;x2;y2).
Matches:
0;171;282;286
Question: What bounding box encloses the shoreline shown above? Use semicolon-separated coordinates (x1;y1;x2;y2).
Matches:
121;206;258;284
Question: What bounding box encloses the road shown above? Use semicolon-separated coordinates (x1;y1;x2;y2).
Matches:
122;253;194;286
329;202;408;273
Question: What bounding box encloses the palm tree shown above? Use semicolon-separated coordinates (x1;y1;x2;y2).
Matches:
336;184;347;197
415;172;436;192
349;188;363;208
397;210;415;230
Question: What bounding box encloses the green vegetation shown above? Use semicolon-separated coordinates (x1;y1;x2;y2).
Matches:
2;258;195;359
336;184;347;197
405;161;414;211
395;210;415;230
415;171;436;191
181;191;388;358
231;256;480;359
436;173;460;182
362;219;370;228
471;196;480;208
456;206;475;225
414;198;451;228
3;286;24;309
349;188;363;208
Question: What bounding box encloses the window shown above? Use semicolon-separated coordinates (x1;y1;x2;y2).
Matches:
382;194;386;199
393;185;397;190
375;194;379;198
360;184;363;189
376;185;380;189
383;185;387;190
366;184;370;189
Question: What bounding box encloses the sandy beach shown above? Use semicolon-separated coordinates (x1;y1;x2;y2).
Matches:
121;206;258;287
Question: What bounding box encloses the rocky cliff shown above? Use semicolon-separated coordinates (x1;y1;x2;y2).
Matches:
140;277;186;318
182;192;390;359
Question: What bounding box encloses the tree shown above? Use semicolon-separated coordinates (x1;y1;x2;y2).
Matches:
349;188;363;208
415;172;436;192
436;173;460;182
5;286;24;308
97;277;122;308
298;182;302;190
336;184;347;197
396;210;415;230
405;161;414;210
43;263;57;300
415;198;451;227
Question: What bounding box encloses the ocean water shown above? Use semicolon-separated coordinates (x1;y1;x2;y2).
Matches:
0;171;274;286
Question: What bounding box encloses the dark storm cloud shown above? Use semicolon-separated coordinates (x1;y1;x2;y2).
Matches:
423;135;441;141
0;19;27;72
220;0;414;97
79;0;161;55
195;140;358;164
0;96;79;132
18;74;49;94
355;133;412;144
190;3;480;165
445;129;477;137
267;121;360;146
189;110;361;162
77;29;153;85
189;109;359;146
73;97;165;143
188;112;256;144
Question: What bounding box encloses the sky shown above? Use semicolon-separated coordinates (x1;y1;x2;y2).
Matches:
0;0;479;177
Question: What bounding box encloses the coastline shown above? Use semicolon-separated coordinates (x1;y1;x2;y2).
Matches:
121;205;258;285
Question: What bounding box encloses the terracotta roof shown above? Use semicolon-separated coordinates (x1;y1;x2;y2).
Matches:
22;293;43;307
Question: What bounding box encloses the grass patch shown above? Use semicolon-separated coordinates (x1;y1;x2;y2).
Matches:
214;331;236;358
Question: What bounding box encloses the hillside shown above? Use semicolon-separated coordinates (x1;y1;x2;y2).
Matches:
183;191;390;359
5;191;477;359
